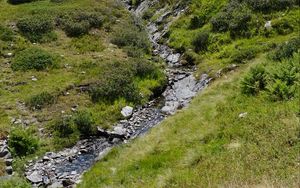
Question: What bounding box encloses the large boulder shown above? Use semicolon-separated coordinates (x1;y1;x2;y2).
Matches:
121;106;133;118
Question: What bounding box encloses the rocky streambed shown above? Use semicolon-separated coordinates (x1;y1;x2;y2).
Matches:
24;0;211;187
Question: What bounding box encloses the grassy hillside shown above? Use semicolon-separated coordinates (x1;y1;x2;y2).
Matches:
0;0;166;181
79;0;300;187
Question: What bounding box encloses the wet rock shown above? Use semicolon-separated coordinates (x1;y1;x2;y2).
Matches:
121;106;133;118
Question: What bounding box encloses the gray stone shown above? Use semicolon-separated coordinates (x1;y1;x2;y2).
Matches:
5;159;13;166
121;106;133;118
26;171;43;183
6;166;13;175
0;148;9;157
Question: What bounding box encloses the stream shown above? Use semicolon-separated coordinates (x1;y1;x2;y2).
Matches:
24;1;210;187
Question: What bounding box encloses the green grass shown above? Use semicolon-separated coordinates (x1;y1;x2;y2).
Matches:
79;55;300;187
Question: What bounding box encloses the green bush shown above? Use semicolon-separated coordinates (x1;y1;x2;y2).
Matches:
12;47;54;71
57;10;103;37
26;92;56;110
269;38;300;61
244;0;296;12
189;15;207;29
111;24;150;54
17;15;54;42
7;0;37;5
8;129;39;156
192;31;210;53
90;61;141;103
231;47;257;63
51;116;76;138
211;1;252;38
266;79;296;101
63;20;90;37
74;111;96;137
0;25;14;41
241;65;268;95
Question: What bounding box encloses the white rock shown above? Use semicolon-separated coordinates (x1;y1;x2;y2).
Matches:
121;106;133;118
239;112;248;118
26;171;43;183
264;21;272;30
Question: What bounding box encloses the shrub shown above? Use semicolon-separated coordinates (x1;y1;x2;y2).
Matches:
211;1;252;38
266;79;296;101
0;25;14;41
272;18;294;35
7;0;37;5
192;31;210;53
70;35;105;53
51;116;76;138
12;47;54;71
57;10;103;37
244;0;296;12
135;60;158;78
8;129;39;156
63;20;90;37
111;24;150;54
231;47;257;63
26;92;56;110
189;15;207;29
241;65;268;95
90;61;141;103
17;15;54;42
74;111;96;137
269;38;300;61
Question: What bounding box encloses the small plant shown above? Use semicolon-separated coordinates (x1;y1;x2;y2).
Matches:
63;20;90;37
269;38;300;61
74;111;96;137
244;0;296;12
17;15;54;42
12;47;54;71
266;79;296;101
26;92;56;110
189;15;207;30
192;31;210;53
8;129;39;156
0;25;14;41
241;65;267;95
231;47;257;63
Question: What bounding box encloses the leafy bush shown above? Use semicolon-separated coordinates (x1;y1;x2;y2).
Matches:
111;24;150;55
51;116;76;138
57;10;103;37
63;20;90;37
8;129;39;156
231;47;257;63
266;79;296;101
211;1;252;38
17;15;54;42
192;31;210;52
189;15;207;29
74;111;96;137
12;47;54;71
7;0;37;5
241;65;267;95
90;61;141;103
26;92;56;110
0;25;14;41
244;0;296;12
272;18;294;35
269;38;300;61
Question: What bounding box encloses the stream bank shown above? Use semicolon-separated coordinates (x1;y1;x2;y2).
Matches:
24;1;210;187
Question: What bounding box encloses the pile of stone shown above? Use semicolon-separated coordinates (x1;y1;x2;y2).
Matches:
0;140;13;175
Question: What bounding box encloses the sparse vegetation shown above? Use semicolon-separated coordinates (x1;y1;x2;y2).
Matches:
26;91;56;110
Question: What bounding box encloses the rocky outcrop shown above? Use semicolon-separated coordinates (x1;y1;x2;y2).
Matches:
0;140;13;176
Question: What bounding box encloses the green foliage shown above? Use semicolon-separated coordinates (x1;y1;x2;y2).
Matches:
266;79;296;101
12;47;54;71
211;1;252;38
57;10;104;37
8;129;39;156
74;111;96;137
192;31;210;53
0;25;14;41
90;61;141;103
241;65;267;95
51;116;76;138
230;47;257;63
0;177;31;188
70;35;105;53
189;15;207;29
26;92;56;110
111;23;150;55
17;15;55;42
244;0;297;12
64;20;91;37
269;38;300;61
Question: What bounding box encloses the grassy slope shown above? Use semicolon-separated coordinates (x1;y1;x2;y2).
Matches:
79;0;300;187
79;55;299;187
